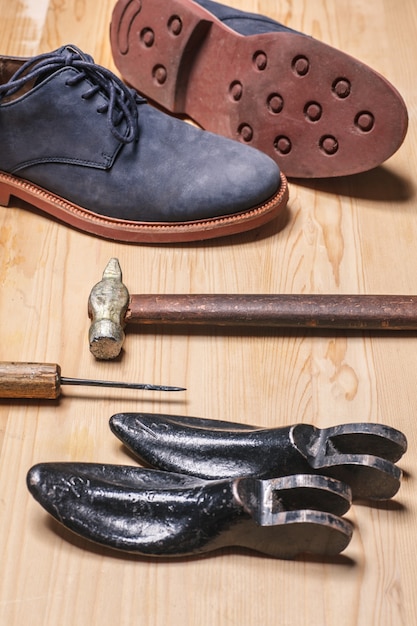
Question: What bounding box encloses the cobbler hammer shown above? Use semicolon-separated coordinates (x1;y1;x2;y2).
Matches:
88;258;417;359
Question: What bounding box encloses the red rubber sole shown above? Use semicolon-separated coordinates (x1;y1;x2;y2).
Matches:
0;170;289;243
110;0;408;178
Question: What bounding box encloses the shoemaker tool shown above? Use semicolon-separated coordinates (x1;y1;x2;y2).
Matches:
109;413;407;500
0;361;185;399
27;463;354;558
89;259;417;359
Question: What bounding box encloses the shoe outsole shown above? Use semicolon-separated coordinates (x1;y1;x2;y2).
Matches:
0;170;288;243
110;0;408;178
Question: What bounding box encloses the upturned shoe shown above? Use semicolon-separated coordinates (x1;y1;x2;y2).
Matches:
0;45;288;243
110;0;408;178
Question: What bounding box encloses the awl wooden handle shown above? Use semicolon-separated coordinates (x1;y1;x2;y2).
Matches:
0;362;61;399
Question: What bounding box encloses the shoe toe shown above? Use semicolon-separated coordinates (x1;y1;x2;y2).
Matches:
119;106;283;222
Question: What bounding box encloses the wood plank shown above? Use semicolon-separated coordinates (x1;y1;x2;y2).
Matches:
0;1;416;624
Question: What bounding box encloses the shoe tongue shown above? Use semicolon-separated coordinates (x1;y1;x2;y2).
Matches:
0;45;87;102
55;44;92;62
30;45;90;86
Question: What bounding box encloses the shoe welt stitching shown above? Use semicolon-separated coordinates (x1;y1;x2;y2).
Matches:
0;170;288;233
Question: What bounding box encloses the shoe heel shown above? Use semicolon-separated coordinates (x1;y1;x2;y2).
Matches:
0;179;11;206
110;0;213;112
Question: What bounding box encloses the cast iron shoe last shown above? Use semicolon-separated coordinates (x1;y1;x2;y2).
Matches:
0;45;288;243
110;0;408;178
109;413;407;500
27;463;354;558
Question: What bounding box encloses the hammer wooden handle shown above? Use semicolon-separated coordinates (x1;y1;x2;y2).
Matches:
127;294;417;329
0;362;61;399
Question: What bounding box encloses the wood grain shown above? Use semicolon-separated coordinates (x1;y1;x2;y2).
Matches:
0;1;416;625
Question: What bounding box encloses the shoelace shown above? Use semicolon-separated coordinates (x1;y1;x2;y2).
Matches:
0;45;140;144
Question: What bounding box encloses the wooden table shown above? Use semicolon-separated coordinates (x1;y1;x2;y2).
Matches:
0;1;416;624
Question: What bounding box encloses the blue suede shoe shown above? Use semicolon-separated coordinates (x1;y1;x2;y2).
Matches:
110;0;408;178
0;45;288;243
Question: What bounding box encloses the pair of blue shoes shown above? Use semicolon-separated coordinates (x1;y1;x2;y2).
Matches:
0;0;408;243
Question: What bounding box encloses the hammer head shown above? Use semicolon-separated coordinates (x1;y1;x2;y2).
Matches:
88;258;129;360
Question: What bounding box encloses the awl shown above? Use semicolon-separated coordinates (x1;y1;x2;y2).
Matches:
0;362;185;399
